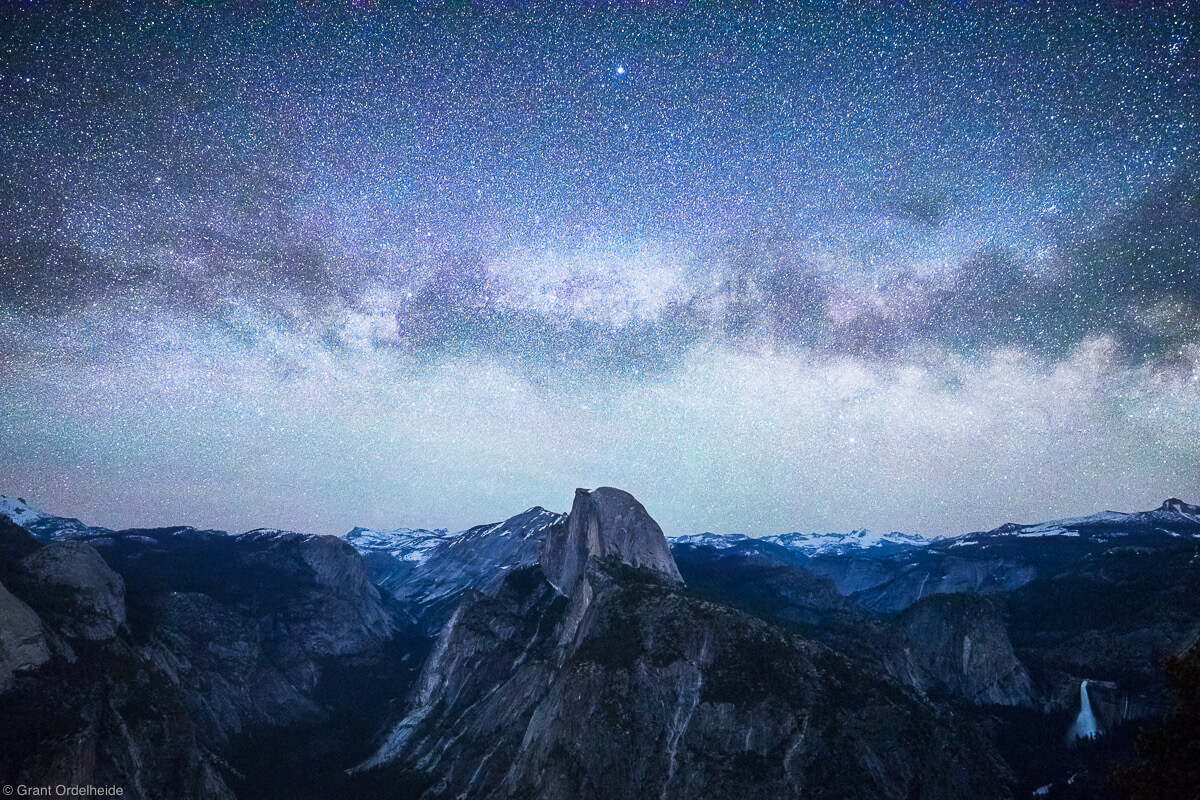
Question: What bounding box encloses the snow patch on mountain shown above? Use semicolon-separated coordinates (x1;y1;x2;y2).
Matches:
669;528;933;556
980;512;1128;538
0;495;46;527
1155;498;1200;523
343;526;455;563
0;495;110;541
766;529;932;555
344;507;565;568
960;499;1200;542
670;532;751;549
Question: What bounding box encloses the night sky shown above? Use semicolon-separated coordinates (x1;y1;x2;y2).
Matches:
1;1;1197;538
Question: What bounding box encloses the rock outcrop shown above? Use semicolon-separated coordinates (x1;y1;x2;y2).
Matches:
362;506;564;633
0;518;53;691
0;516;405;800
896;593;1033;706
0;579;50;692
540;487;682;593
354;492;1011;800
19;542;126;640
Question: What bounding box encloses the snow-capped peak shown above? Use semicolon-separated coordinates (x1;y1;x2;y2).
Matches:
1158;498;1200;522
457;507;563;544
668;528;930;556
0;494;48;527
346;507;568;566
669;532;751;549
343;526;455;563
954;498;1200;544
0;495;108;541
764;529;929;556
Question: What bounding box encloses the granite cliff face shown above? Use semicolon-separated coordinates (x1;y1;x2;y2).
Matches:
0;518;55;691
357;562;1011;800
896;593;1033;706
19;542;126;641
0;516;404;800
353;489;1012;800
353;506;565;633
540;487;682;593
0;579;50;692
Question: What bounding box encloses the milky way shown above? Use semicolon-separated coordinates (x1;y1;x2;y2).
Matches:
1;1;1197;537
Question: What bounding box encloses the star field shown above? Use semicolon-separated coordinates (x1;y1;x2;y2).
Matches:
0;1;1197;537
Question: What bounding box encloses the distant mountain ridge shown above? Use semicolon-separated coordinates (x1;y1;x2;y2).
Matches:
952;498;1200;544
672;528;934;556
668;499;1200;560
0;495;113;540
9;494;1197;565
349;506;565;632
346;518;935;561
343;525;456;563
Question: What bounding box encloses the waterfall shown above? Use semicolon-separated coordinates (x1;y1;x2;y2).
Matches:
1066;680;1100;744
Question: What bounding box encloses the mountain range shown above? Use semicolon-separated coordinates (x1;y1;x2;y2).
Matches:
2;491;1198;799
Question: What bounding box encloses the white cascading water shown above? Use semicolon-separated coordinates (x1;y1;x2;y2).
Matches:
1066;680;1100;743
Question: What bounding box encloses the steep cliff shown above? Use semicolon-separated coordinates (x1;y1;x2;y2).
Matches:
0;579;51;692
18;542;126;641
540;487;682;592
0;516;405;800
358;506;564;633
354;490;1012;800
896;593;1033;706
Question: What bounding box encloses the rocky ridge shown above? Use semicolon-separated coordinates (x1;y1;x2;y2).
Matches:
0;513;402;800
541;487;682;592
352;487;1012;800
